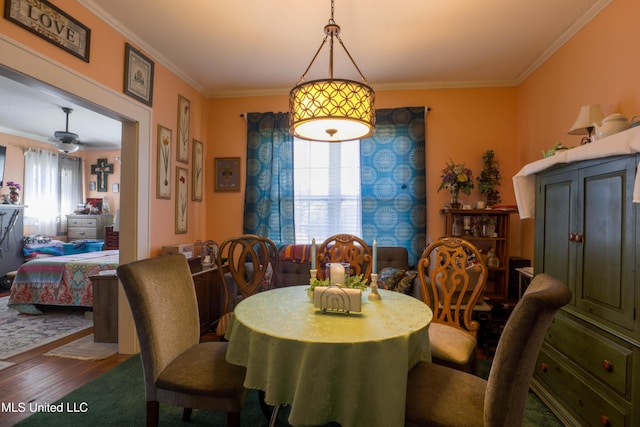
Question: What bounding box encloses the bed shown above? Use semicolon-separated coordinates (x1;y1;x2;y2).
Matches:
8;250;119;314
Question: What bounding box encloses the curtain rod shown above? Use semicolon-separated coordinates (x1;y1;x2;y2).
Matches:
241;106;432;119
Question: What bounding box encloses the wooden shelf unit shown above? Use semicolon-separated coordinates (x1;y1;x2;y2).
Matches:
440;208;517;301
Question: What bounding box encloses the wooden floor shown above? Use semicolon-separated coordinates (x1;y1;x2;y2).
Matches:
0;327;132;426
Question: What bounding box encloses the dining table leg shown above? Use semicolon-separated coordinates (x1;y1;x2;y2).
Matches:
269;403;282;427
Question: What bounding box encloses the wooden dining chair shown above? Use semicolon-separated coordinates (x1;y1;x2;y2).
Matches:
416;237;488;372
116;254;247;427
215;234;279;336
315;233;373;281
406;273;571;427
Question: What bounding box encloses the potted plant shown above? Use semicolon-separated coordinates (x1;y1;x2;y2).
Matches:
476;150;501;207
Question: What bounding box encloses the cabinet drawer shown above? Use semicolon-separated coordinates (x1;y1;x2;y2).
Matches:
68;228;97;239
68;217;97;227
535;347;629;427
545;314;632;395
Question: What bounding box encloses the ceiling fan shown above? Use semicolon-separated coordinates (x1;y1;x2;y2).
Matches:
53;107;82;153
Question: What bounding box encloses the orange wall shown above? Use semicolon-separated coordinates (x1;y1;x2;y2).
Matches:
516;0;640;261
0;0;209;255
3;0;639;263
83;150;121;214
205;89;520;254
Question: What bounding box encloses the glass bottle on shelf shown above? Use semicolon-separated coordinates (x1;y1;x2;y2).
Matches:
487;247;499;268
452;215;463;236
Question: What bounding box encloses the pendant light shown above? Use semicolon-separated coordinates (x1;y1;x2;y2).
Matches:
289;0;375;142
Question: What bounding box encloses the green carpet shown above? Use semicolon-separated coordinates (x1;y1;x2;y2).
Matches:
15;356;562;426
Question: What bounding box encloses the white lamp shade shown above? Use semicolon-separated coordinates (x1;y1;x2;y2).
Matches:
568;104;604;135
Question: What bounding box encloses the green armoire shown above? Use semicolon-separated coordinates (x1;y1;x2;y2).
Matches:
531;154;640;427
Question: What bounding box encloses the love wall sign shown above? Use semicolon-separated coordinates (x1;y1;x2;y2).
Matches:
4;0;91;62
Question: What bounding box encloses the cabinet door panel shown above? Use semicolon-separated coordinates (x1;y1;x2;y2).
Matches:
577;158;635;331
535;171;576;301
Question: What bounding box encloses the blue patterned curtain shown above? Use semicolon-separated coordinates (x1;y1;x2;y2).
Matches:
243;112;295;246
361;107;427;267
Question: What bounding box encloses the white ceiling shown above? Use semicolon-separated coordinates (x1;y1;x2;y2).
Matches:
0;0;610;149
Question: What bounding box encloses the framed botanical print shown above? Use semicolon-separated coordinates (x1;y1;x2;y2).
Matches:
192;139;203;201
176;166;188;234
156;125;172;199
177;94;190;163
123;43;154;106
214;157;241;192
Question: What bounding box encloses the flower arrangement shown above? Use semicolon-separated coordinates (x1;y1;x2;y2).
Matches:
438;160;474;195
6;181;21;204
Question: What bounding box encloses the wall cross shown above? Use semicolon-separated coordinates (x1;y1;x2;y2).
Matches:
90;158;114;192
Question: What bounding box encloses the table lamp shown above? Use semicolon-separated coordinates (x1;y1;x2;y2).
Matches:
568;104;604;144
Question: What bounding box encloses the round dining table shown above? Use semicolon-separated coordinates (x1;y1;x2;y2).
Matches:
225;285;432;427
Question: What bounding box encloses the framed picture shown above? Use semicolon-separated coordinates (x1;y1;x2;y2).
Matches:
157;125;172;199
89;181;96;191
175;166;188;234
4;0;91;62
177;94;190;163
215;157;241;192
124;43;154;106
192;139;203;201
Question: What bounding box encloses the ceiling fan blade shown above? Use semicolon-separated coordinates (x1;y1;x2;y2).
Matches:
54;130;79;143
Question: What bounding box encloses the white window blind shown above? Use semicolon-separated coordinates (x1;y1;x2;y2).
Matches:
293;139;362;243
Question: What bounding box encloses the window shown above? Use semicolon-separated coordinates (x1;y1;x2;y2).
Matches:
293;139;361;243
24;150;82;236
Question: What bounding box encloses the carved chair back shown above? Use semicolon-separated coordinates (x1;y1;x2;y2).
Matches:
316;234;372;281
416;237;487;337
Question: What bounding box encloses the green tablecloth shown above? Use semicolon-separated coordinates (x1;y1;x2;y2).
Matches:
225;286;432;427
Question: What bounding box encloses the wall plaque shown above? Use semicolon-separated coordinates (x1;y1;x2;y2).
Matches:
4;0;91;62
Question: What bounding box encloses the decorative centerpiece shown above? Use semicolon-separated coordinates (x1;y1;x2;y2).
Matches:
476;150;502;207
314;286;362;314
6;181;21;205
438;160;474;208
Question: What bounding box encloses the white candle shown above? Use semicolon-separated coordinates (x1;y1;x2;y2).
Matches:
330;263;345;286
311;238;316;270
372;240;377;274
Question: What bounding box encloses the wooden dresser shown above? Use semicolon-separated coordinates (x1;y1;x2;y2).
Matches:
66;214;113;241
531;154;640;427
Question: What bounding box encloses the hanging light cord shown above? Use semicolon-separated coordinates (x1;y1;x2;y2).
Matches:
295;0;369;85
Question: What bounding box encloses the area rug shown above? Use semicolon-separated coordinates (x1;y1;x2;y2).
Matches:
44;334;117;360
14;357;562;427
0;296;93;360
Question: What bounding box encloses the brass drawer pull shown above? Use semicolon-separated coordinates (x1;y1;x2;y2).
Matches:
601;359;613;372
600;415;610;426
539;362;548;372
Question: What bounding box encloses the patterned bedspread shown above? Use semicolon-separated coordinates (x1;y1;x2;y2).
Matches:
8;250;119;313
